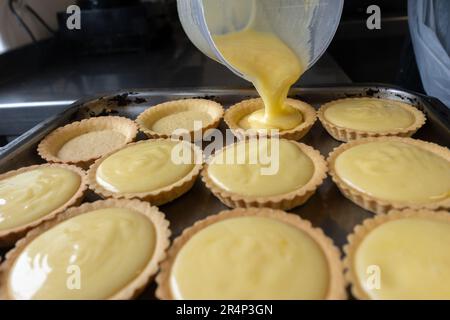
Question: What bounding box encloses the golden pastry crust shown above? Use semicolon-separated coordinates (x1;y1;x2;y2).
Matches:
343;209;450;300
87;139;203;206
202;139;327;210
224;98;317;140
136;99;224;140
155;207;346;300
0;163;87;247
327;137;450;214
318;98;426;142
0;198;171;300
38;116;138;169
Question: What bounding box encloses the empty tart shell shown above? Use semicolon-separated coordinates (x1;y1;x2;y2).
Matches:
318;97;426;142
0;199;171;300
224;98;317;140
136;99;224;141
0;163;87;247
327;137;450;214
343;209;450;300
156;208;346;300
38;116;138;169
202;139;327;210
87;139;203;206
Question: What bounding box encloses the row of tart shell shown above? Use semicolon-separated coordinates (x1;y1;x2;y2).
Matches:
36;96;428;170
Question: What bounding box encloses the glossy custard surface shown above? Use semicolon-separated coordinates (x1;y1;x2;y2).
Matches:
8;208;156;299
0;167;81;231
96;140;195;193
208;140;314;197
324;98;415;132
170;216;329;300
335;141;450;203
355;217;450;299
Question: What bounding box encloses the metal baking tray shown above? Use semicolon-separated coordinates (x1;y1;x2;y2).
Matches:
1;84;449;299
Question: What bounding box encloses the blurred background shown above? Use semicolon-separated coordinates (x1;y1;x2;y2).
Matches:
0;0;425;145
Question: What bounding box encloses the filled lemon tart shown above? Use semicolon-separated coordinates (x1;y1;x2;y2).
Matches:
202;138;327;210
0;199;170;300
38;116;138;168
344;209;450;300
136;99;224;140
225;98;317;140
328;137;450;214
88;139;203;205
0;164;86;246
318;97;425;142
156;208;345;300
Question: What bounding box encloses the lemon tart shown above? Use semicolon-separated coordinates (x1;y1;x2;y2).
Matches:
318;97;426;142
224;98;317;140
38;116;138;169
156;208;346;300
0;199;170;300
88;139;203;205
136;99;224;140
328;137;450;214
0;164;86;247
202;138;327;210
344;209;450;300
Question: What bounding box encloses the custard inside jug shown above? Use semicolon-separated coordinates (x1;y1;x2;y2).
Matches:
204;0;316;130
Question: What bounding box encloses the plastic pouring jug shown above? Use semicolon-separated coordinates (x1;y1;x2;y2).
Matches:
177;0;344;80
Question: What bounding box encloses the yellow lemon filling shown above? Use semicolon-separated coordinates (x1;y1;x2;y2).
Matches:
354;217;450;300
151;110;213;135
7;208;156;300
324;98;415;132
57;130;127;161
214;29;304;130
238;106;304;131
335;141;450;203
208;139;314;197
96;140;195;193
170;216;329;300
0;167;81;231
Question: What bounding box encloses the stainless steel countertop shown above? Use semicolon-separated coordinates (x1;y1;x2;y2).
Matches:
0;37;350;137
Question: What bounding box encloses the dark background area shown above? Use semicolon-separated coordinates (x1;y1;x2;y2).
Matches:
329;0;421;91
0;0;423;145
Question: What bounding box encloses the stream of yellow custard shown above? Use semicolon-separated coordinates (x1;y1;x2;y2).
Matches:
324;98;415;132
214;29;304;130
